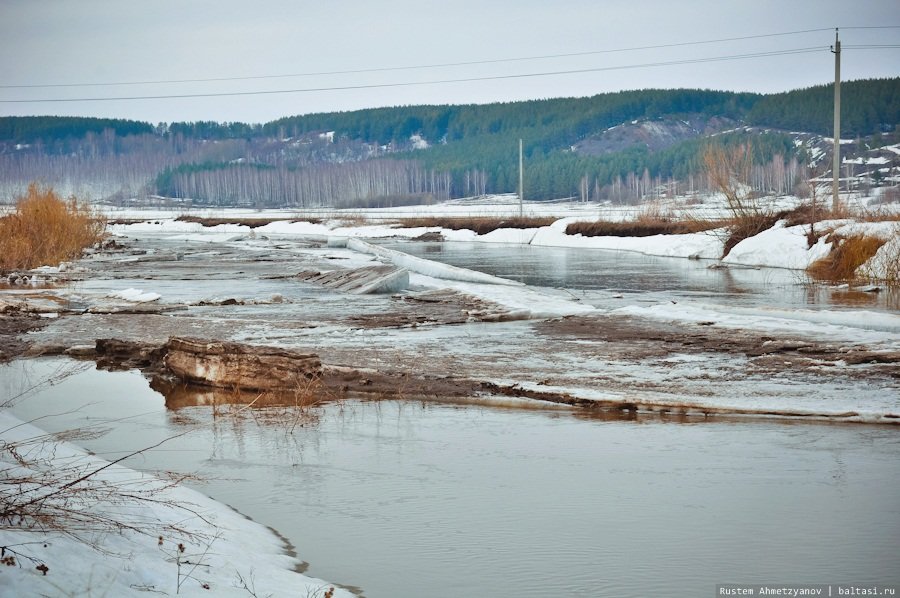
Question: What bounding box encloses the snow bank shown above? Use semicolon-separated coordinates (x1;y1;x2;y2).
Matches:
723;220;832;269
830;220;899;240
475;227;540;244
108;220;250;244
531;218;725;259
859;235;900;281
0;411;349;598
110;220;247;235
722;219;900;272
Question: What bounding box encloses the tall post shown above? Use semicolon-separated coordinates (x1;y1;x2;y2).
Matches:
518;138;524;217
832;28;841;211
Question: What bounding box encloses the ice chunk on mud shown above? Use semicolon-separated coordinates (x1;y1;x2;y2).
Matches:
296;265;409;294
347;238;524;286
106;288;161;302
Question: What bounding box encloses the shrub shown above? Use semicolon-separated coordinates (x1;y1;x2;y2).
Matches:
175;215;322;228
0;184;106;271
566;216;722;237
400;216;556;235
702;142;784;257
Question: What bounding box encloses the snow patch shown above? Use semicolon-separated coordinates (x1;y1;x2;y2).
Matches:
858;234;900;281
532;221;724;259
107;288;161;302
0;411;350;598
724;221;831;269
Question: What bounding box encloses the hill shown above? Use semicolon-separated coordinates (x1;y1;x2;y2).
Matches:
0;78;897;205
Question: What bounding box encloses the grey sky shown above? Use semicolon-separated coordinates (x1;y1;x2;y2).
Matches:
1;0;897;124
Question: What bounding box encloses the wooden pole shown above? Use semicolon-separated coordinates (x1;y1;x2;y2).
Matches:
832;28;841;211
518;138;524;217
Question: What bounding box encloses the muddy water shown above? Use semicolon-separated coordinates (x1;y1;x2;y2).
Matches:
381;241;900;311
4;359;899;598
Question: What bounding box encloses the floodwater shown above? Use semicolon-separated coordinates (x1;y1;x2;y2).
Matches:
380;240;900;311
4;359;899;598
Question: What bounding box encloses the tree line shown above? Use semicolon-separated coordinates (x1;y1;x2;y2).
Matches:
154;160;451;208
1;78;896;205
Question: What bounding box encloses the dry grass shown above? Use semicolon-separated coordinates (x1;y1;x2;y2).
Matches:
807;235;887;283
568;200;726;238
0;184;106;271
175;215;321;228
858;211;900;223
567;216;723;238
400;216;557;235
782;202;900;227
107;218;149;225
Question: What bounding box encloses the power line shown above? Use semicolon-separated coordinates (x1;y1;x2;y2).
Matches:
0;27;844;90
0;46;830;104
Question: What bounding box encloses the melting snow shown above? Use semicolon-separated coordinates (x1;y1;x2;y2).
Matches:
107;288;162;302
0;411;351;597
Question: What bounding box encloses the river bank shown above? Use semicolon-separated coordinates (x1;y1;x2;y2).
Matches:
1;202;898;596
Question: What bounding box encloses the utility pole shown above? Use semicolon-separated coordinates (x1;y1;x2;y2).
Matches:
831;28;841;211
518;138;524;217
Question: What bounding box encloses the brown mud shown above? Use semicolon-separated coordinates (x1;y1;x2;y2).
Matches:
0;314;48;363
535;315;900;379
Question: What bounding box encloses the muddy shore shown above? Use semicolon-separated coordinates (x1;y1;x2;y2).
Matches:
2;234;898;422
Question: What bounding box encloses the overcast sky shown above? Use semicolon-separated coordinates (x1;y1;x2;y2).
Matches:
1;0;897;124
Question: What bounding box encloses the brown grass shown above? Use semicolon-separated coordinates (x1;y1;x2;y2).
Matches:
859;212;900;223
175;215;321;228
399;216;557;235
781;202;900;227
807;235;887;282
107;218;149;225
567;216;724;238
0;184;106;271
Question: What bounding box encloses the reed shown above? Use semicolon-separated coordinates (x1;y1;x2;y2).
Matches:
807;234;887;282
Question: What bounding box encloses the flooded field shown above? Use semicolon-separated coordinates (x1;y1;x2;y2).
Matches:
5;233;897;421
4;359;900;598
2;227;898;597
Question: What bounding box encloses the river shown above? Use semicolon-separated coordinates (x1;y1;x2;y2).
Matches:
379;240;900;311
4;359;899;598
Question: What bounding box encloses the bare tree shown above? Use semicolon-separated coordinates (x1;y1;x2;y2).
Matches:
703;142;777;256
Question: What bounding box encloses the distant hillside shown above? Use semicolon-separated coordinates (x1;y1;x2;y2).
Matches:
746;77;899;136
0;116;153;146
0;78;897;205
